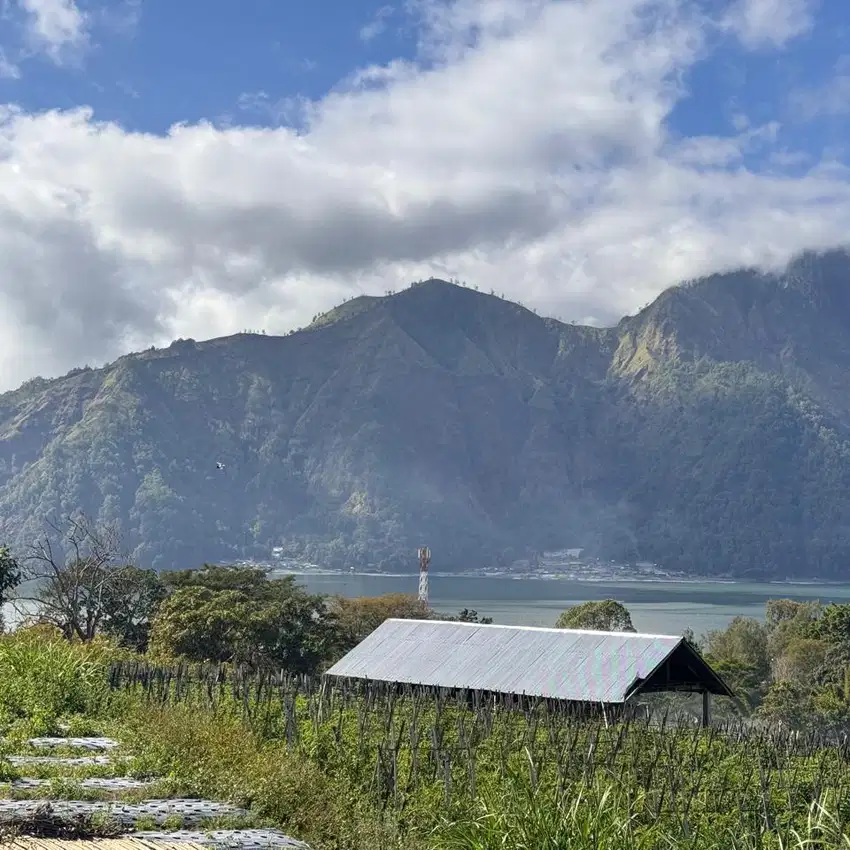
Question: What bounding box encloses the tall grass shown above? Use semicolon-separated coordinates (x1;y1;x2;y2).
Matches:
108;662;850;850
0;626;126;733
0;635;846;849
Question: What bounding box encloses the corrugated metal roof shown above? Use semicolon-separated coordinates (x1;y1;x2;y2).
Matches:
324;619;689;703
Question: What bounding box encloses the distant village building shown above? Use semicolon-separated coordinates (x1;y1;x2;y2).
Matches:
324;619;733;726
541;547;584;560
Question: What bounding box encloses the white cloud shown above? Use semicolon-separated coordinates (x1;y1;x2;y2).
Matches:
670;121;779;167
360;5;394;42
789;56;850;119
18;0;88;64
0;0;847;391
722;0;813;48
0;49;21;79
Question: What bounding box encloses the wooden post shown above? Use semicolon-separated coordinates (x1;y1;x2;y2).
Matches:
702;690;711;727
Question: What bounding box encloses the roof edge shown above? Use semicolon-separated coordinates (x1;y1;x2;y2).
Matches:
319;672;630;705
626;638;735;699
386;618;681;641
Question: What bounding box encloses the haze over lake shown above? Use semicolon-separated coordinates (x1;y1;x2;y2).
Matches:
286;572;850;637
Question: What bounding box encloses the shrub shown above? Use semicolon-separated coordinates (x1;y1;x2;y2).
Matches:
0;625;125;732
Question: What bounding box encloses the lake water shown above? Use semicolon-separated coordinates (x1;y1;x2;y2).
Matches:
286;572;850;638
8;571;850;640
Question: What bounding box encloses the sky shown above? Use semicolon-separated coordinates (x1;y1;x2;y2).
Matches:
0;0;849;390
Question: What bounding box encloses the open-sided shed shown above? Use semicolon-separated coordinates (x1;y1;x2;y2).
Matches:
324;619;733;724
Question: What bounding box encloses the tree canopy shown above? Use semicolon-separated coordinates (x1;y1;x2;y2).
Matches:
149;565;338;673
555;599;635;632
327;593;431;652
698;600;850;728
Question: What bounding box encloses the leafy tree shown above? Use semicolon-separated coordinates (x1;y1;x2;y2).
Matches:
764;599;821;663
702;617;770;677
555;600;635;632
709;658;765;712
810;685;850;726
149;587;257;664
0;544;21;631
702;617;771;709
811;639;850;692
327;593;431;651
757;680;813;729
765;598;818;630
811;603;850;646
99;566;167;651
163;563;270;594
449;608;494;624
149;566;337;673
773;637;829;686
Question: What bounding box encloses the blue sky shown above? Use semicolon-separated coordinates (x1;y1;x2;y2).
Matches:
0;0;850;390
0;1;421;130
1;0;846;149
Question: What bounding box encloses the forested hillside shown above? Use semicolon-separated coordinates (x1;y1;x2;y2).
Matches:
3;250;850;578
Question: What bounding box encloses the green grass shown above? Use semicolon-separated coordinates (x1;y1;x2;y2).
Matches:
1;631;850;850
0;628;126;734
111;688;850;850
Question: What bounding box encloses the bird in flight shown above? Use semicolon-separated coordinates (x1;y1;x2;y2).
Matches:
216;462;226;470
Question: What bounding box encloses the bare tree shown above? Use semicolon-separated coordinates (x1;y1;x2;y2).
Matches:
0;544;21;632
14;513;133;641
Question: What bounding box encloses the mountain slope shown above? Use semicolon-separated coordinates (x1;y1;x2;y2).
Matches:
4;260;850;578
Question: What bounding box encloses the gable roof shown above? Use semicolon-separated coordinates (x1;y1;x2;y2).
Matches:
324;618;732;703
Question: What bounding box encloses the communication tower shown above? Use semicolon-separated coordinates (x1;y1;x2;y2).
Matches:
417;546;431;604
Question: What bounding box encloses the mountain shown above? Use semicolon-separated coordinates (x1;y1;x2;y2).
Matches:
4;251;850;579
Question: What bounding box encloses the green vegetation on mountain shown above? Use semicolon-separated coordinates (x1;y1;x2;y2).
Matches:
5;251;850;577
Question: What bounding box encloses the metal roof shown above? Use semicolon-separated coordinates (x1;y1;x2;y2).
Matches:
324;619;729;703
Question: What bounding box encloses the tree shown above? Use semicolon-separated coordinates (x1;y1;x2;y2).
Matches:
773;637;829;686
555;599;635;632
811;638;850;692
148;587;257;664
15;514;141;642
0;544;21;631
162;563;270;594
702;617;769;673
757;680;813;729
812;603;850;646
99;566;167;651
765;598;819;631
448;608;494;624
764;599;821;662
327;593;431;651
702;617;771;708
149;565;338;673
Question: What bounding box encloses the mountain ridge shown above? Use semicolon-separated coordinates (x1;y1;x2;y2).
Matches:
4;253;850;578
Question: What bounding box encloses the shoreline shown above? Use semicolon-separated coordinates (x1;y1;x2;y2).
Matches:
271;568;848;588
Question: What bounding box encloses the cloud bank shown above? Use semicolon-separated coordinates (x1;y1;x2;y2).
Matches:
0;0;847;391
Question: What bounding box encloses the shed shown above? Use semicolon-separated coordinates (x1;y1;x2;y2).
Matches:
324;619;733;725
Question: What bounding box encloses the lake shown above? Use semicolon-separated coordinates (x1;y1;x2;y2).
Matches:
285;572;850;637
8;571;850;639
